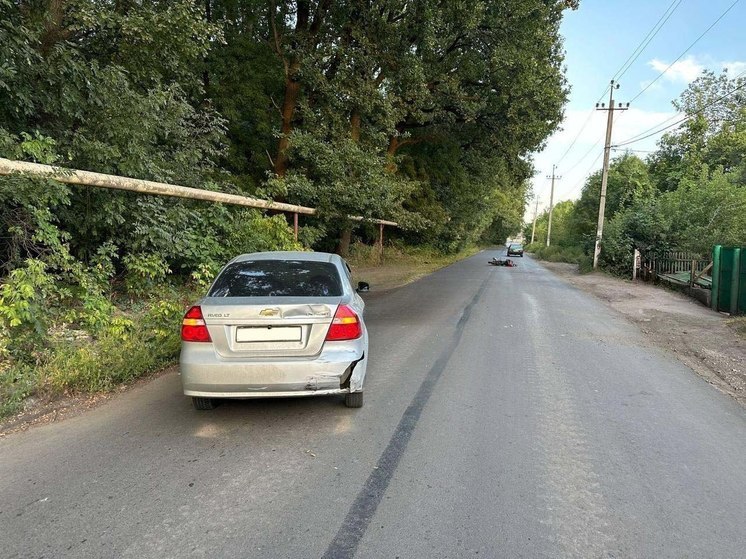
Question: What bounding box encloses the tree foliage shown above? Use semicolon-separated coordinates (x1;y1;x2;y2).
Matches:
0;0;575;401
5;2;741;404
535;69;746;275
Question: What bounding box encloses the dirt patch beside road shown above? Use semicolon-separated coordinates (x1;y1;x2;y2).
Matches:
349;246;481;292
540;261;746;406
0;366;176;437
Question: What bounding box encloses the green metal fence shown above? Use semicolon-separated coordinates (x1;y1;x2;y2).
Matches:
711;246;746;315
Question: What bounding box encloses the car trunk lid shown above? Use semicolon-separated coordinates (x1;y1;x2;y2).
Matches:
200;297;340;358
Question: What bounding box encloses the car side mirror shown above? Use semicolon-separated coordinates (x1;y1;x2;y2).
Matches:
356;281;370;293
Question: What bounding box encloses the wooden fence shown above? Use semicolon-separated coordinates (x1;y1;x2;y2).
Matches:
639;250;712;284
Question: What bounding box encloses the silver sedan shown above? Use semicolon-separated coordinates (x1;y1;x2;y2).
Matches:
179;251;369;409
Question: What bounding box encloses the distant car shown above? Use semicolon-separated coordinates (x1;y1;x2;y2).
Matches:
179;252;369;410
507;243;524;257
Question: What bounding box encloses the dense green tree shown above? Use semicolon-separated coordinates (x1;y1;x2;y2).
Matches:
648;70;746;192
566;153;653;251
579;71;746;271
1;0;580;412
523;199;575;247
2;0;578;266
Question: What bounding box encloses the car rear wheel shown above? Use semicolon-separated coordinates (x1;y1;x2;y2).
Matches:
345;391;364;408
192;396;217;410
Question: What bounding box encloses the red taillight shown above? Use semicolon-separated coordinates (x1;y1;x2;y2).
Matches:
181;305;211;342
325;305;362;341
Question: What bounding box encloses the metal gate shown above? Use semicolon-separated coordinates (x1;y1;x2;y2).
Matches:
712;246;746;315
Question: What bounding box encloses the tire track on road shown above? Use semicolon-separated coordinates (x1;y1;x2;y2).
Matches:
322;272;493;559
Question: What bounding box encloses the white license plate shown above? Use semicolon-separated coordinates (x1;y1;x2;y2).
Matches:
236;326;302;343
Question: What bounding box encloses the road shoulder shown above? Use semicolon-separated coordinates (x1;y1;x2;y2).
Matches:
538;261;746;407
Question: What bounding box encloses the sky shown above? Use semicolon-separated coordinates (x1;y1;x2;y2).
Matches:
528;0;746;219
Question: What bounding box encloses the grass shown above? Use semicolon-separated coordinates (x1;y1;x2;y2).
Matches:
525;243;594;274
348;242;481;291
0;362;38;419
0;295;186;420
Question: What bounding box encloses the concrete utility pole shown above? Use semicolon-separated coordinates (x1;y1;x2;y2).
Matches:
593;80;629;268
545;165;560;247
530;197;540;245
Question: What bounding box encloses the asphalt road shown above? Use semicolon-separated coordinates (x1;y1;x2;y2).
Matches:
2;250;746;558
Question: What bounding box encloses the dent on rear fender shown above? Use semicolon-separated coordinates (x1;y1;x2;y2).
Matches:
304;357;365;392
349;354;367;393
304;373;342;391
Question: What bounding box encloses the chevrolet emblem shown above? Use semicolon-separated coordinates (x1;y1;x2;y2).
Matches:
259;308;280;317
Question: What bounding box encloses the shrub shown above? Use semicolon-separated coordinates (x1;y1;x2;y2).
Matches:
0;362;38;418
529;244;588;266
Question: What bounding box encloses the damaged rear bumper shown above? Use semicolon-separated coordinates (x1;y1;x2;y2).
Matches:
180;339;367;398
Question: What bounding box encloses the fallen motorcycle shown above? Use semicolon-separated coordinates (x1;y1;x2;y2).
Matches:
488;257;517;267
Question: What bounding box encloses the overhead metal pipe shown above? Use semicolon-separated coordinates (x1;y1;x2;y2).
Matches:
0;158;398;227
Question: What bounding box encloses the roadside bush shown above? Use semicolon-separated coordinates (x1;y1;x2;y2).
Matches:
123;252;172;295
530;244;586;265
0;293;185;416
0;132;305;418
577;256;594;274
348;241;384;266
598;216;634;276
527;243;594;275
348;240;480;272
44;317;177;393
0;362;37;418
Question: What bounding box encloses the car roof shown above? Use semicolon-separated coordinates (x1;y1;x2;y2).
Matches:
231;251;340;264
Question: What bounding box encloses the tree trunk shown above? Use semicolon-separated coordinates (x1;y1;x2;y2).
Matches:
335;228;352;258
351;110;361;142
269;0;331;178
387;135;399;157
202;0;211;93
385;135;400;172
40;0;69;56
275;73;301;177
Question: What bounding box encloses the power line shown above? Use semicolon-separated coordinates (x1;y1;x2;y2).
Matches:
614;67;746;146
554;2;682;168
564;151;603;199
614;113;697;144
615;76;746;147
561;138;603;176
612;0;684;82
557;109;627;201
563;108;624;180
582;152;604;180
629;0;742;104
555;108;596;166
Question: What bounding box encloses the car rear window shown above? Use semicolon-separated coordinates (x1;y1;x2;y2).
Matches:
208;260;343;297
